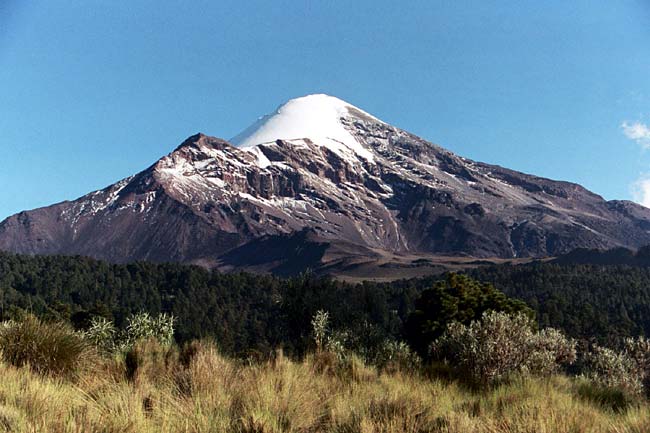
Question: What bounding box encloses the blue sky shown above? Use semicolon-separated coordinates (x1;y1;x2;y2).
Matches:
1;1;649;220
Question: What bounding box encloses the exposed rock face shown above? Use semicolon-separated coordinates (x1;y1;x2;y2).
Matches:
2;94;650;272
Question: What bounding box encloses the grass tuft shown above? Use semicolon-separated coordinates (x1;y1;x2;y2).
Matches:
0;315;96;378
577;379;641;413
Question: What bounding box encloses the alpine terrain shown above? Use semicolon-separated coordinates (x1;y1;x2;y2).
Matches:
2;94;650;276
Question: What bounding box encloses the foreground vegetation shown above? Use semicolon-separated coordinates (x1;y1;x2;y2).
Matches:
3;253;650;431
0;309;649;432
1;339;649;433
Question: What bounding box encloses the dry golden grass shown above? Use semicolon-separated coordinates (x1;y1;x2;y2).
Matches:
0;340;648;433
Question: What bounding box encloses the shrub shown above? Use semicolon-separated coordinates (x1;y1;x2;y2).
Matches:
309;311;421;375
122;312;175;349
310;310;350;361
345;320;387;362
83;312;175;354
583;345;644;397
525;328;577;376
374;339;421;374
307;310;349;377
325;329;349;362
84;316;118;354
623;336;650;396
311;310;329;353
405;273;534;357
431;311;575;386
0;315;95;378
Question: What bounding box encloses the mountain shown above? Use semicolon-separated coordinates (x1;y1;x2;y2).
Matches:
2;94;650;276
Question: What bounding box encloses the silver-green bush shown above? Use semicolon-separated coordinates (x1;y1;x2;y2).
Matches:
431;311;576;386
123;312;175;349
84;312;175;354
623;336;650;395
581;336;650;400
84;316;118;354
525;328;578;376
311;310;330;353
584;345;644;397
374;339;421;373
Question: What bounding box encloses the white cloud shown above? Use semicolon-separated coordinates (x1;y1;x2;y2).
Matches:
622;121;650;148
632;175;650;208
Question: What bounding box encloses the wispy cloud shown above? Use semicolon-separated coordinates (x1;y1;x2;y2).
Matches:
625;120;650;207
622;121;650;148
632;175;650;208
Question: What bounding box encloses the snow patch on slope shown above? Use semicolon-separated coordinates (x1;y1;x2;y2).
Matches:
231;94;379;163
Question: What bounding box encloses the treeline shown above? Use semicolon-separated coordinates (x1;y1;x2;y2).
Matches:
382;263;650;346
0;253;420;355
2;252;650;353
468;263;650;345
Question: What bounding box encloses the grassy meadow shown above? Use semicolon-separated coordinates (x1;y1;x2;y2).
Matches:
0;339;649;433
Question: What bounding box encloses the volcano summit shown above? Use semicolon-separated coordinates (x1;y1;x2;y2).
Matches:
2;94;649;276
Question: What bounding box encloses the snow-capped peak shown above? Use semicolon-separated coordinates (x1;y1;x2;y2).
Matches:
230;94;382;163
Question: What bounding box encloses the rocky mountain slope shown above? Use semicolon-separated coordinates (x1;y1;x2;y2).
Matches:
2;94;650;275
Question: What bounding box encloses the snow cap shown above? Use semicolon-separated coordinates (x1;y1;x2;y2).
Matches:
230;94;382;162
